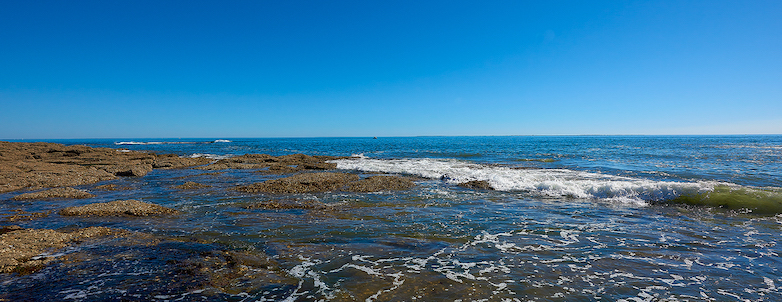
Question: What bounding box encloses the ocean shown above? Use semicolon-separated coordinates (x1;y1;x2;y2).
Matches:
2;135;781;301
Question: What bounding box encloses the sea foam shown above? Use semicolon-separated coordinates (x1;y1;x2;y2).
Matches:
330;157;720;204
115;141;164;145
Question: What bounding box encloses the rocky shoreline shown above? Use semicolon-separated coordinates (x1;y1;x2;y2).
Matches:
0;141;212;193
0;141;423;277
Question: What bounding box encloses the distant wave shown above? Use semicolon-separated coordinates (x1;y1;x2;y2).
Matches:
189;153;232;159
114;140;231;145
330;157;782;213
115;141;165;145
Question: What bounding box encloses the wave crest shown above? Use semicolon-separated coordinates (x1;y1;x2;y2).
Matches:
329;158;782;210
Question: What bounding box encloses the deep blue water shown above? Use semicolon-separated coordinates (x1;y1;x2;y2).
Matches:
57;135;782;187
2;136;781;301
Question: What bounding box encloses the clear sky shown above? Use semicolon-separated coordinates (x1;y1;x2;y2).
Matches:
1;0;780;139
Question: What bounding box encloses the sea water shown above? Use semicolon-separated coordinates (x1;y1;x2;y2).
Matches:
1;136;781;301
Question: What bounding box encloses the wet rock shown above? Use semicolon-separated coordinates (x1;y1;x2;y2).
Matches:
93;184;131;191
0;141;213;193
457;180;494;190
11;187;95;201
244;198;328;210
172;249;291;294
510;166;539;170
59;200;179;217
152;154;212;169
0;226;117;273
265;164;303;175
343;175;415;192
197;153;344;173
0;225;23;235
301;161;337;170
237;172;360;194
1;210;51;222
174;181;211;190
196;154;276;170
1;161;115;193
46;237;294;298
172;171;225;180
102;164;154;177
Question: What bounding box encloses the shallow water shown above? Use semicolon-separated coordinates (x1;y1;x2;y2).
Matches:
2;136;781;301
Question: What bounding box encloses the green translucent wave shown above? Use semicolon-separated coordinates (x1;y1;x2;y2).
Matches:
666;185;782;215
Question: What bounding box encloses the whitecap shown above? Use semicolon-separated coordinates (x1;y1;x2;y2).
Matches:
329;157;725;203
189;153;231;159
115;141;163;145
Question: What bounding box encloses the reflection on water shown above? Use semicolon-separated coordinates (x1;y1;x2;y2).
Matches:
1;167;780;301
2;136;781;300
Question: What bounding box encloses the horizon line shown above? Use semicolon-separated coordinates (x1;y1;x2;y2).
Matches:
3;133;781;141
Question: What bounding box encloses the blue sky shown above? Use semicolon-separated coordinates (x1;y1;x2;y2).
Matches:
1;0;780;139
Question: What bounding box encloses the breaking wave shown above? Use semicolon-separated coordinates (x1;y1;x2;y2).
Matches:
189;153;232;160
331;157;782;213
114;139;231;145
115;141;165;145
114;141;199;145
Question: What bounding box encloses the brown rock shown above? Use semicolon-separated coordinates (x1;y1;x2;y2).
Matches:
196;154;276;170
0;226;117;273
457;180;494;190
174;181;211;190
197;153;343;173
301;161;337;170
1;210;51;222
102;164;154;177
237;172;360;194
343;175;416;192
0;141;213;193
59;200;179;217
11;187;95;201
1;161;115;193
93;184;131;191
0;225;23;235
264;164;302;174
244;198;327;210
152;154;212;169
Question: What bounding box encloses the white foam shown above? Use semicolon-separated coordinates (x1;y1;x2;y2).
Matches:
213;139;231;143
114;141;201;145
330;157;724;203
115;141;163;145
189;153;231;159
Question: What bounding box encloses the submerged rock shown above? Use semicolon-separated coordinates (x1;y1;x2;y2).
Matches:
237;172;360;194
237;173;418;194
1;210;51;222
343;175;415;192
174;181;211;190
11;187;96;200
0;234;295;299
0;227;291;296
93;183;131;191
245;198;328;210
457;180;495;190
59;200;178;217
0;226;117;273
